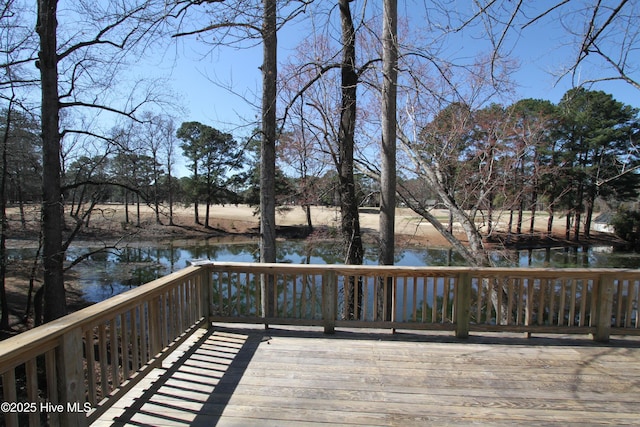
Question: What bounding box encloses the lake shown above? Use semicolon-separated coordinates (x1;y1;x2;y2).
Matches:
10;239;640;303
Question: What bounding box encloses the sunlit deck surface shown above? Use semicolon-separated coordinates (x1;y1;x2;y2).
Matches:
92;325;640;426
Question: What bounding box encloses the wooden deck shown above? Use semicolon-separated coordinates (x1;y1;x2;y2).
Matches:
92;325;640;426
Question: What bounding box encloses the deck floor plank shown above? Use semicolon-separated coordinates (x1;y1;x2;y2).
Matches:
92;326;640;426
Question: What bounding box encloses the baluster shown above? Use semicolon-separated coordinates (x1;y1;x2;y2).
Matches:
26;359;39;426
569;280;577;326
2;370;18;427
421;277;427;323
616;279;624;327
538;278;545;326
139;304;149;365
455;272;471;339
322;270;336;334
548;279;556;327
412;276;418;322
84;329;97;407
45;349;59;426
496;276;503;326
558;279;567;326
110;318;120;388
516;278;524;326
131;307;140;371
432;276;438;323
98;323;108;398
594;274;614;342
120;312;130;379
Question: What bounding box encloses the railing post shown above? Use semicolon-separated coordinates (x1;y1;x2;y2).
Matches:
594;274;614;342
261;273;275;329
58;327;88;427
323;270;336;334
201;265;212;328
455;273;471;339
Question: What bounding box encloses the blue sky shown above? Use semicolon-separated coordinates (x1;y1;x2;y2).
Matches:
139;3;639;148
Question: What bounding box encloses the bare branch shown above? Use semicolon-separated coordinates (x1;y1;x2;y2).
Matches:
522;0;571;29
59;100;146;122
173;21;261;38
57;3;149;61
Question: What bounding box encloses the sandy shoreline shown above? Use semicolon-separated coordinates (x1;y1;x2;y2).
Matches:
4;204;459;249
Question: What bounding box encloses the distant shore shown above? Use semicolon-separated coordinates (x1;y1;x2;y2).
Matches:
5;203;621;249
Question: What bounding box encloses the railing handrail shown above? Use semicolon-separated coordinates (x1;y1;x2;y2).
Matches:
2;263;637;362
203;261;639;276
204;262;639;339
0;265;202;372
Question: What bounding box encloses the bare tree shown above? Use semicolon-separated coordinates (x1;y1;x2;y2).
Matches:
397;101;491;266
337;0;363;267
335;0;364;320
277;122;328;232
36;0;176;322
159;116;178;225
134;112;179;225
0;0;37;330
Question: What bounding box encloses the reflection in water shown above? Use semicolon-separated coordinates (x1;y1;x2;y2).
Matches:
8;240;640;303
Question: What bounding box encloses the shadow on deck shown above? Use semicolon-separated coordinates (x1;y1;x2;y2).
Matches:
93;325;640;426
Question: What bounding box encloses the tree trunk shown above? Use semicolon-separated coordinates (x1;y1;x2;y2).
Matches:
124;189;129;224
136;193;141;227
338;0;362;266
0;101;11;329
168;168;174;226
584;194;594;238
378;0;397;321
260;0;277;319
573;181;584;241
338;0;363;320
37;0;67;322
516;197;523;236
205;197;211;228
154;182;161;224
529;188;538;235
379;0;397;266
487;192;494;236
573;211;581;241
152;157;161;224
193;169;200;225
305;204;313;232
16;169;26;229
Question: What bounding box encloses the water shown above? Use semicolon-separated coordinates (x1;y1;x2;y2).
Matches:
9;239;640;303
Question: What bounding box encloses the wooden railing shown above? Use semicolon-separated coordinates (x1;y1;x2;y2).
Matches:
206;262;640;341
0;265;208;427
0;262;638;426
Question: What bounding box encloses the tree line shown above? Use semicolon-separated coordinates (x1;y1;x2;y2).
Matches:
5;88;638;238
4;83;639;254
1;0;639;328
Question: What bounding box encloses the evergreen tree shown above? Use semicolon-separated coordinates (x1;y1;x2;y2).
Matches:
558;88;640;239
